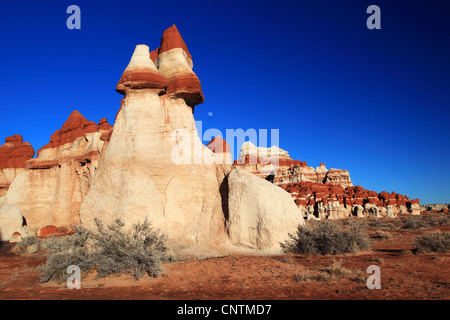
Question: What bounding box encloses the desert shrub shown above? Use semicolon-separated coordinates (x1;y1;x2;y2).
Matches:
367;219;383;228
368;219;400;231
402;217;429;229
281;220;370;255
39;218;171;284
434;216;450;226
342;219;368;229
413;231;450;254
12;235;46;255
417;214;449;227
372;230;393;240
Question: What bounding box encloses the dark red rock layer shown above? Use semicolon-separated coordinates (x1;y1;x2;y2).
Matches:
37;225;75;238
234;156;307;167
232;145;419;212
116;69;168;95
152;25;204;107
98;118;113;131
158;24;192;60
206;136;231;154
280;180;419;209
37;111;112;156
0;135;35;169
167;74;204;107
118;25;204;108
150;48;160;62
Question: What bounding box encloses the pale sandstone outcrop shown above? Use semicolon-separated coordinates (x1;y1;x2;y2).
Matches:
0;168;25;197
0;113;112;235
79;88;228;250
315;163;329;184
408;200;422;215
0;24;422;247
0;203;27;241
0;135;35;197
234;142;353;188
238;141;290;160
79;40;303;253
206;136;232;165
227;167;303;250
151;25;204;108
323;169;353;188
116;44;168;95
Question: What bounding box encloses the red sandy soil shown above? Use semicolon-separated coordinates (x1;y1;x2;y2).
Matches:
0;215;448;300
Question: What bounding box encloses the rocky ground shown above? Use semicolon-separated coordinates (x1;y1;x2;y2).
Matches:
0;214;448;300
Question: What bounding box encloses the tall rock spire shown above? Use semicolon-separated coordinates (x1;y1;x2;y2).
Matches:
116;45;168;95
37;110;99;156
154;25;204;108
159;24;192;59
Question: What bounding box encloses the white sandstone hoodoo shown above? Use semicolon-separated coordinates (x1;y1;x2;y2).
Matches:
0;25;422;248
79;26;304;253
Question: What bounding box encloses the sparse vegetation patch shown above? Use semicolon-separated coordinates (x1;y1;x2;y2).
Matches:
37;218;173;284
413;231;450;254
402;217;429;229
281;220;370;255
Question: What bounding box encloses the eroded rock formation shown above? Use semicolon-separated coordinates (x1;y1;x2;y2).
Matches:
234;142;420;220
227;167;304;249
206;136;232;165
0;25;422;247
0;135;35;197
150;25;204;109
0;112;113;239
234;141;353;187
78;26;303;253
282;182;420;220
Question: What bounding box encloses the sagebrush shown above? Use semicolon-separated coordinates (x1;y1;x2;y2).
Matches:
38;218;172;283
402;217;429;229
281;220;370;255
413;231;450;254
12;235;45;255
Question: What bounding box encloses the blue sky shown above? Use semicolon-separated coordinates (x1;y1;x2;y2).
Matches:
1;1;449;204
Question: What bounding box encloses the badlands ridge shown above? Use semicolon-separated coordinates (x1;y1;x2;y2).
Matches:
0;25;422;254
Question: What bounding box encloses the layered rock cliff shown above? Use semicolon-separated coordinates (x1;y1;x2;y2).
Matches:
0;25;423;247
0;135;35;197
150;25;204;109
0;112;113;240
232;141;421;220
0;25;304;250
206;136;232;165
79;26;303;253
233;141;352;187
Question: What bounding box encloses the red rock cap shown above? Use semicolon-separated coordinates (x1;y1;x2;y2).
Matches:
37;110;102;156
159;25;192;60
157;25;204;107
98;118;113;131
206;136;231;154
0;135;35;169
150;48;160;63
116;45;168;95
